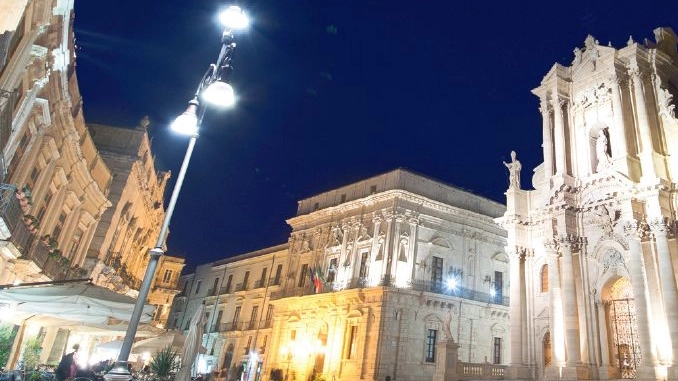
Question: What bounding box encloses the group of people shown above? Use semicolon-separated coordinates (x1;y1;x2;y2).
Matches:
55;345;108;381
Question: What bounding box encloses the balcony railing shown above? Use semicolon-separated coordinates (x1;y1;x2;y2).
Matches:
215;321;244;332
234;282;248;292
269;275;509;306
219;285;232;295
253;279;266;289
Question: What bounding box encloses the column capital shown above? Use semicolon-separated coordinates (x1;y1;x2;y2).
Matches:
647;217;676;238
622;220;651;240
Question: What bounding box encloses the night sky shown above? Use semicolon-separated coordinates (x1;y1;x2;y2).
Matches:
72;1;677;271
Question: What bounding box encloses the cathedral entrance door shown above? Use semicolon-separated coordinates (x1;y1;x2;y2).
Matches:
606;278;641;379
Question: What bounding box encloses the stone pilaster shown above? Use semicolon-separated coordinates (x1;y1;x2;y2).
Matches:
628;65;656;181
623;221;659;379
649;218;678;368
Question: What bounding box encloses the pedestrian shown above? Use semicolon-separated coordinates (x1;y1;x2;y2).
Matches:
55;344;79;381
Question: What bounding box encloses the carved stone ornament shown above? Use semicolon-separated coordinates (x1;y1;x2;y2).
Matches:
657;85;676;119
600;248;626;277
585;205;620;237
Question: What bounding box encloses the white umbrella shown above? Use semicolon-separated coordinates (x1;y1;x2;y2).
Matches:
132;330;186;353
0;283;155;325
175;304;206;381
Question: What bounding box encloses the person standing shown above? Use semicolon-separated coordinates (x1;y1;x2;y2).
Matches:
55;344;79;381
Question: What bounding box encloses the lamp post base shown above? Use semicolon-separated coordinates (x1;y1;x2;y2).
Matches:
104;361;132;381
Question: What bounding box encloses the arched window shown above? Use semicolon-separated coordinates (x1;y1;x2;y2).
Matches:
540;264;549;292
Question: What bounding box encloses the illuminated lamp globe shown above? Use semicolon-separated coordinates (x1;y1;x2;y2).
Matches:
202;81;235;108
219;6;249;30
170;102;199;136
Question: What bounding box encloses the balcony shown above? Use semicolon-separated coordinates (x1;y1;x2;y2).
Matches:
234;282;248;292
268;275;509;306
219;286;232;295
215;321;244;332
253;279;266;289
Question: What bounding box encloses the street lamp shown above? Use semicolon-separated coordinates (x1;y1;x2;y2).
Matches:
105;6;249;381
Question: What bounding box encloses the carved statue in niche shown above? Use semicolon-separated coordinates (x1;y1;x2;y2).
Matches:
596;129;612;172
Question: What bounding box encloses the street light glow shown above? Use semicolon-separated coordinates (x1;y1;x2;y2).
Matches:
202;81;235;107
170;101;199;135
447;277;457;290
219;6;249;30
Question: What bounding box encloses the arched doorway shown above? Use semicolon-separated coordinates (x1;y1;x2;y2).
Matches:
604;277;640;379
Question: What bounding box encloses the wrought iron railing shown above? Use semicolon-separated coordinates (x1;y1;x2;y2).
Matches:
269;275;509;306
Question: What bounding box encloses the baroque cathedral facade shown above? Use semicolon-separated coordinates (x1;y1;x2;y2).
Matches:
501;28;678;381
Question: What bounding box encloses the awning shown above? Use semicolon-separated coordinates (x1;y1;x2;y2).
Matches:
0;282;155;326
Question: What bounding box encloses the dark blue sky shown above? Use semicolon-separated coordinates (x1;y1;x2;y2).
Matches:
73;1;677;271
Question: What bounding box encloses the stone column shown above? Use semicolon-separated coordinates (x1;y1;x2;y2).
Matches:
595;302;610;371
649;219;678;367
609;77;629;160
551;97;567;175
560;238;581;369
540;100;554;178
628;66;656;180
508;247;525;366
546;242;566;370
624;222;658;378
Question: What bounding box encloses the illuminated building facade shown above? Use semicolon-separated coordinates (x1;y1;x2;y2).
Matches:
88;122;184;327
170;169;509;381
500;29;678;380
0;0;183;365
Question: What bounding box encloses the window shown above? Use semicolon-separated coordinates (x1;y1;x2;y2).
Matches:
53;211;67;240
233;306;241;325
259;267;267;287
68;228;84;259
340;194;346;203
245;336;252;354
495;271;503;301
313;202;319;211
211;278;219;295
274;264;283;285
162;269;173;283
425;329;437;362
35;191;53;222
225;274;233;293
299;264;308;287
493;337;502;364
194;280;202;294
215;310;223;331
370;185;377;194
345;325;358;359
431;256;443;284
265;305;274;325
242;271;250;290
359;252;369;278
541;264;549;292
327;258;338;283
249;306;259;329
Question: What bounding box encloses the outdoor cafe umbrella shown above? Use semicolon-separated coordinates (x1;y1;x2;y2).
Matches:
175;304;206;381
132;330;187;353
0;282;155;325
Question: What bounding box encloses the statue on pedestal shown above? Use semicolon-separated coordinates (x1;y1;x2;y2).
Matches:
503;151;522;189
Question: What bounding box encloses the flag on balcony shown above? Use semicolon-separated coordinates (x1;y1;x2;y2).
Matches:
309;266;322;294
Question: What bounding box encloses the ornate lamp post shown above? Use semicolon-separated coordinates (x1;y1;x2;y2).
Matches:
105;6;249;381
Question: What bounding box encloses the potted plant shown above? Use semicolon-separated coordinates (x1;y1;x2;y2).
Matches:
60;256;70;267
149;346;179;381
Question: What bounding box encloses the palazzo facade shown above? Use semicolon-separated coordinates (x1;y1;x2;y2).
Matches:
170;169;509;381
500;28;678;380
